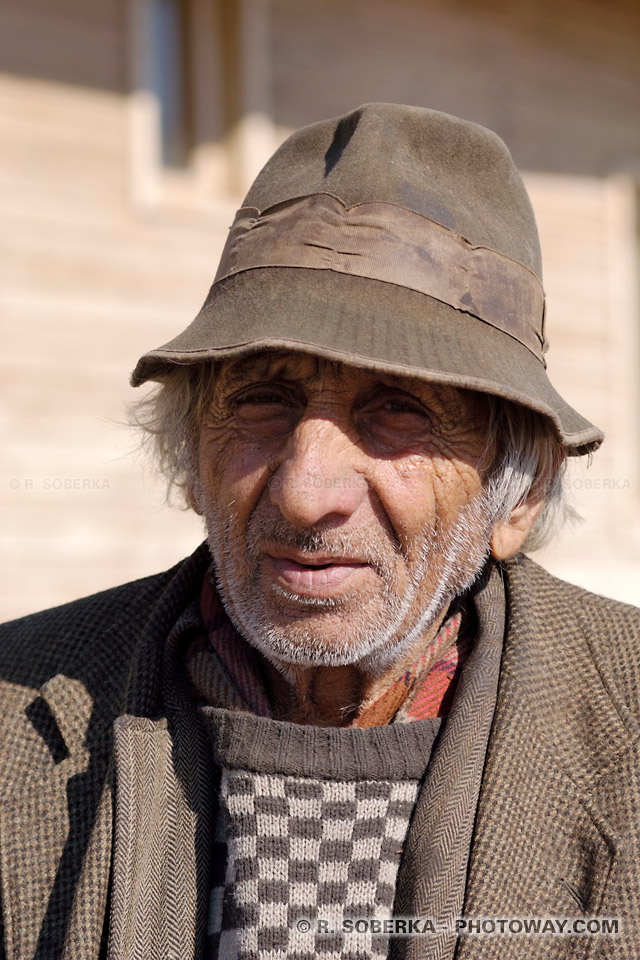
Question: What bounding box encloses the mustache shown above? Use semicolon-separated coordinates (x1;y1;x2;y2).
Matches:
245;514;406;576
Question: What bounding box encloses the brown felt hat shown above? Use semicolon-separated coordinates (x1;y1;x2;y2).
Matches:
132;103;602;455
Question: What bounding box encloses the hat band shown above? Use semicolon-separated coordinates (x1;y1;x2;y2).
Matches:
214;193;547;363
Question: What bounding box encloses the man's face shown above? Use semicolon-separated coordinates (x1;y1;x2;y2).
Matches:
194;351;493;673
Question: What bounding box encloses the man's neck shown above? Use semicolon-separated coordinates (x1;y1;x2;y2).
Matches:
260;613;448;727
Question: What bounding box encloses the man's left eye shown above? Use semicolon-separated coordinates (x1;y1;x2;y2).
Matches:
381;399;424;414
372;393;430;420
359;395;432;442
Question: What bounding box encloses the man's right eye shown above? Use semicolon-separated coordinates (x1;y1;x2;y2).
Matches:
237;390;291;405
231;387;302;433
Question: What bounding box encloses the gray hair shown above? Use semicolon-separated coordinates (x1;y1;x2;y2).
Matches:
129;362;576;552
481;396;578;552
129;363;217;502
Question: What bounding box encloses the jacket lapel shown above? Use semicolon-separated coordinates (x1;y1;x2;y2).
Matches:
106;594;214;960
456;557;633;959
106;712;212;960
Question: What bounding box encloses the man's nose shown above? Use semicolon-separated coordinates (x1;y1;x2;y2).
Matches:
269;417;368;527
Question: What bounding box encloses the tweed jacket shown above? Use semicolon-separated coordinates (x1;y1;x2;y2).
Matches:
1;544;639;960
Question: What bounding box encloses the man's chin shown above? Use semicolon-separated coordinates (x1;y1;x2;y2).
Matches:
229;599;431;676
243;626;396;673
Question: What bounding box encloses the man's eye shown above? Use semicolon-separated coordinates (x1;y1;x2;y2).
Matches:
233;383;297;408
381;399;424;414
238;391;290;406
373;394;430;420
358;394;432;444
232;388;300;429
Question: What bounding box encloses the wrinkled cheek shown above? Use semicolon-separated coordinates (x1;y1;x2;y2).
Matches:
201;443;269;525
387;491;439;556
207;515;255;608
379;460;439;537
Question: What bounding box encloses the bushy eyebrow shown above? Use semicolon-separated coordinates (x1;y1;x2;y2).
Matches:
221;352;327;388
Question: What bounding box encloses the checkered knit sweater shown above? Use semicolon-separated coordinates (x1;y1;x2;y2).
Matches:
200;708;442;960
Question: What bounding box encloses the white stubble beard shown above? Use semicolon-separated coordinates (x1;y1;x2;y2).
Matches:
194;484;495;678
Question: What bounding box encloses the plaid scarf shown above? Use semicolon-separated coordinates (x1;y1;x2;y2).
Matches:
185;571;474;726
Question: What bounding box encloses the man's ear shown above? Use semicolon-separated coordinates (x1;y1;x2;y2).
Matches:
490;499;544;560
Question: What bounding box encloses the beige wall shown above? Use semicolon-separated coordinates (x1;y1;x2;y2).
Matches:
271;0;640;176
2;0;640;621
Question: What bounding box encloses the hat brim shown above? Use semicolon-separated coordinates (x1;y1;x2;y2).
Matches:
131;267;603;456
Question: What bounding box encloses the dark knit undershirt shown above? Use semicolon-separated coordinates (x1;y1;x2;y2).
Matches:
200;707;442;960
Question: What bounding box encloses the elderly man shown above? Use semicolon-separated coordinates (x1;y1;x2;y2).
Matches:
1;104;639;960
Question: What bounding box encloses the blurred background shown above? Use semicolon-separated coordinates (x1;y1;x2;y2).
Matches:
2;0;640;621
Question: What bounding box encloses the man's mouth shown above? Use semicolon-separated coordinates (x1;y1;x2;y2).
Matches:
264;546;370;595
